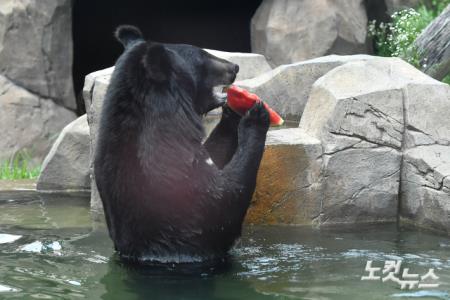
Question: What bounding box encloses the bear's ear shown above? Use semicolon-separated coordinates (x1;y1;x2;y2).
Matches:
143;44;172;83
115;25;143;49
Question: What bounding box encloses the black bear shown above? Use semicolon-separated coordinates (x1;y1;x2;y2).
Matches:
94;25;270;264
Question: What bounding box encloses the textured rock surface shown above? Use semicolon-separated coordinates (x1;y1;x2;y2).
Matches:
83;68;113;212
236;55;373;122
246;128;322;225
83;67;113;162
299;57;448;225
37;115;90;191
0;0;75;109
320;147;401;224
404;83;450;148
400;146;450;234
400;78;450;233
0;75;76;162
205;49;271;81
251;0;370;65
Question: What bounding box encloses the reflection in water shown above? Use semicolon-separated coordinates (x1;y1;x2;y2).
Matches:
0;196;449;299
100;255;285;300
103;258;216;300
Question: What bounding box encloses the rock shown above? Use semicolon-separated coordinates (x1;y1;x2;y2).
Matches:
399;72;450;234
0;75;76;163
0;179;36;202
205;49;271;80
400;145;450;235
246;128;323;225
300;62;405;150
0;0;75;109
299;57;440;225
0;0;76;162
37;115;90;191
83;68;113;212
83;67;113;161
236;55;374;122
404;83;450;148
251;0;370;66
320;147;401;224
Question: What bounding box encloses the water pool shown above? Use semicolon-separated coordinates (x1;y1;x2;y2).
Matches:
0;195;449;299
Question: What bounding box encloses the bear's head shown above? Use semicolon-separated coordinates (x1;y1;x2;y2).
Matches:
115;25;239;115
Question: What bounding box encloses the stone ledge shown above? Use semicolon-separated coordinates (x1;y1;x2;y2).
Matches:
246;128;323;225
0;180;89;202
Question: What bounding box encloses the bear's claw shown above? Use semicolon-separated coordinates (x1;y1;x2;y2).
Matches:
238;101;270;134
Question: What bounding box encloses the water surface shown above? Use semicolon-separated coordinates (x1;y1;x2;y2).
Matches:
0;195;449;299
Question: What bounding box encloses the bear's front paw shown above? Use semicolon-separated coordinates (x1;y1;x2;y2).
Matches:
240;101;270;133
220;104;242;128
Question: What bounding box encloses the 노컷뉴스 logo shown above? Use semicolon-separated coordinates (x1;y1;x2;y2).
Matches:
361;260;440;290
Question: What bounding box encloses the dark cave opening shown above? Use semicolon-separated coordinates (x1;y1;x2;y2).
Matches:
72;0;262;114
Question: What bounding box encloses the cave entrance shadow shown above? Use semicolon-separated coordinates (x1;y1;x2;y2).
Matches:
72;0;262;114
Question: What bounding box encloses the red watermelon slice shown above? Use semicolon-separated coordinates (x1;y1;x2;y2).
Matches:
226;85;284;126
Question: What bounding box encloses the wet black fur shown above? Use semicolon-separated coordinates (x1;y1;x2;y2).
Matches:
94;25;270;264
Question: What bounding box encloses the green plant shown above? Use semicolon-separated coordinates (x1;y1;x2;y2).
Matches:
0;152;41;180
444;75;450;85
368;0;450;82
429;0;450;17
368;8;433;66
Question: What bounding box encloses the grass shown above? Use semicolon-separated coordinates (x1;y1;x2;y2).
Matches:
443;75;450;85
368;0;450;83
0;153;41;180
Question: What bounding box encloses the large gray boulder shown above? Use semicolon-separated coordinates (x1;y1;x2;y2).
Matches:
300;59;405;224
399;77;450;234
37;115;90;191
251;0;370;66
236;55;373;122
0;75;76;163
300;57;450;229
0;0;75;109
